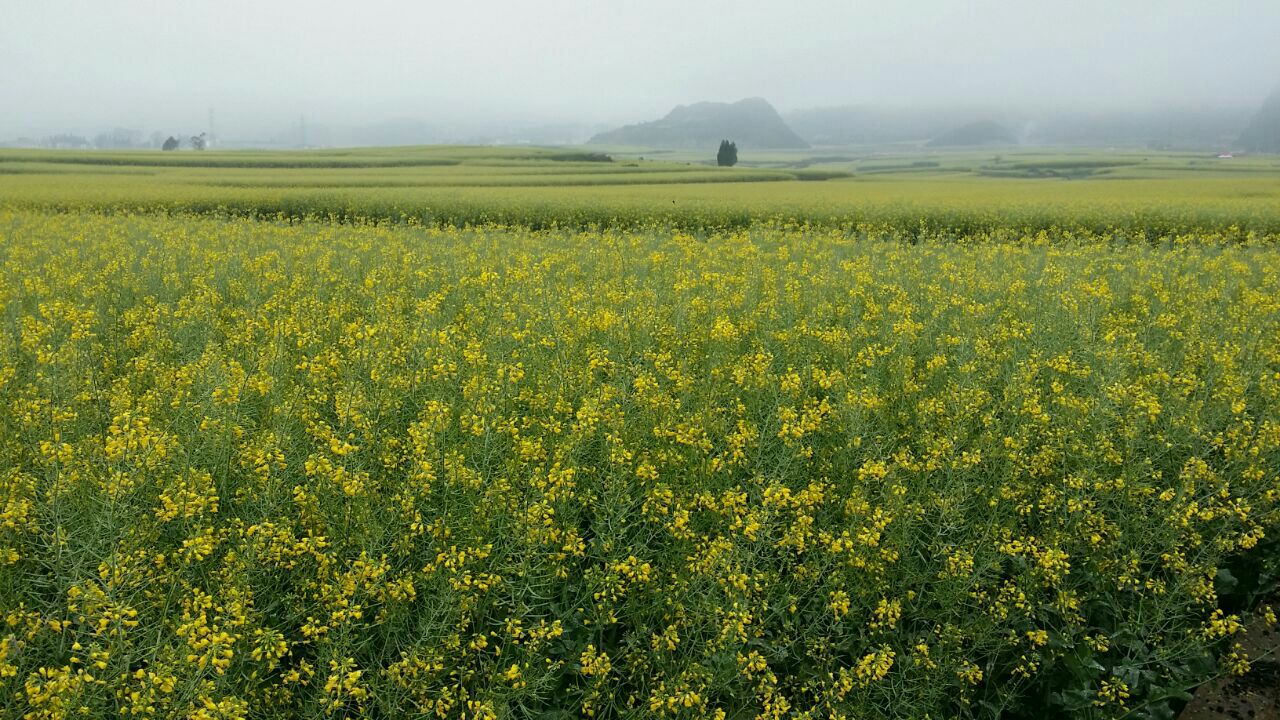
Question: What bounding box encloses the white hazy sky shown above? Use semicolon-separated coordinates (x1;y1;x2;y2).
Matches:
3;0;1279;136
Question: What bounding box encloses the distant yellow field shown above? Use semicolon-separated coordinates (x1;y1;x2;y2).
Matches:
3;146;1280;235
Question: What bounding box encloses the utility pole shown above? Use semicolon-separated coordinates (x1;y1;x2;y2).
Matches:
208;108;216;149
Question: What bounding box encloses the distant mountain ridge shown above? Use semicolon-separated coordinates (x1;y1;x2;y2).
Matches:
1241;88;1280;153
590;98;809;149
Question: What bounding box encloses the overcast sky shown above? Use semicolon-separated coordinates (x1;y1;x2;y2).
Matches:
3;0;1280;138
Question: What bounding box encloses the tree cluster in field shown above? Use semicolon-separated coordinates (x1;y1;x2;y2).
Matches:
37;130;210;150
159;133;208;151
717;139;738;167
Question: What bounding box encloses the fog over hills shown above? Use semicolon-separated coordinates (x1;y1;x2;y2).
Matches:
927;121;1015;147
1240;88;1280;153
784;104;1253;150
785;106;996;146
3;97;1266;152
3;2;1280;150
584;100;1258;152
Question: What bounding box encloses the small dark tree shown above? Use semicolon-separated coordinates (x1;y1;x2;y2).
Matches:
717;139;738;167
190;132;207;151
162;136;180;151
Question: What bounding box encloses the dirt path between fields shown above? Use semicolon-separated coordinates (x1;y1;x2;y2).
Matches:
1180;609;1280;720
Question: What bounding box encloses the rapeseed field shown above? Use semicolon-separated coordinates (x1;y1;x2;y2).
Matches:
2;209;1278;718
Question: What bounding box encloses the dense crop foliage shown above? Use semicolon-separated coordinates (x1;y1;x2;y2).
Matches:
2;209;1278;719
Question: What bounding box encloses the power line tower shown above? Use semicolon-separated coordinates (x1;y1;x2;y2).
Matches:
208;108;216;149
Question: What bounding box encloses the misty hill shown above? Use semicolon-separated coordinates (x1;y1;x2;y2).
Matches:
786;106;994;145
590;98;809;149
1240;89;1280;153
927;120;1015;147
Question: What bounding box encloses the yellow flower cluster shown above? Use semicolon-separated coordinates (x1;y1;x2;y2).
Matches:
0;210;1277;718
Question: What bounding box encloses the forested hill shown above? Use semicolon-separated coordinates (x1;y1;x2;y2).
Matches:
590;97;809;149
